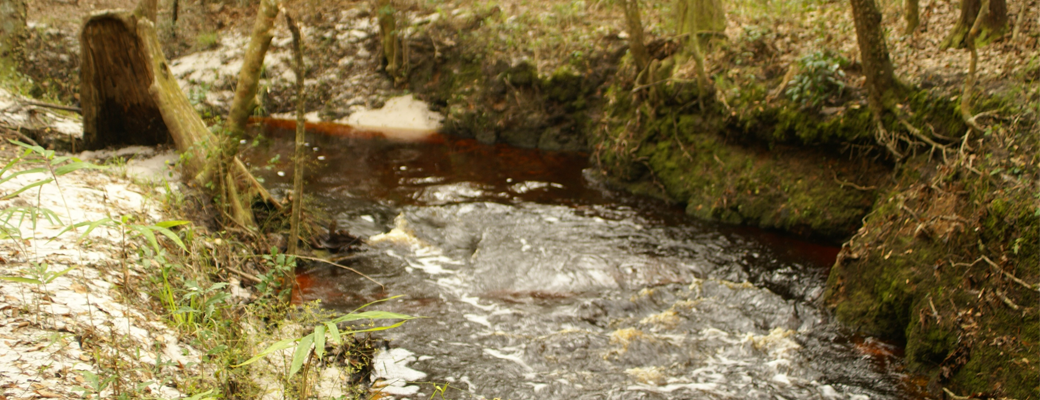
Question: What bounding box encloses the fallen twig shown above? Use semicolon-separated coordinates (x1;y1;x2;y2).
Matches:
928;295;941;322
832;171;877;191
942;387;975;400
21;100;82;114
292;255;384;289
980;255;1038;291
995;290;1020;311
227;266;261;283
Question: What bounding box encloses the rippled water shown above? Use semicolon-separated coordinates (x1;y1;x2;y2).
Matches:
242;122;916;399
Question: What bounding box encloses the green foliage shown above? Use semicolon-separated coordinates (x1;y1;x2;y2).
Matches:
256;246;296;299
786;51;847;108
72;370;114;399
195;32;220;51
233;295;416;380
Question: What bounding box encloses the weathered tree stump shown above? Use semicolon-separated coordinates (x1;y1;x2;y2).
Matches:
80;12;173;150
79;5;279;229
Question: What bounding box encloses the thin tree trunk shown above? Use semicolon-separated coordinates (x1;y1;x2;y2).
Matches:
904;0;920;34
849;0;900;115
226;0;279;143
377;0;401;78
940;0;1007;49
0;0;27;76
286;11;305;255
960;0;989;133
622;0;649;73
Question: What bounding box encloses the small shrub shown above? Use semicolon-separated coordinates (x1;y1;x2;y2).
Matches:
786;51;847;108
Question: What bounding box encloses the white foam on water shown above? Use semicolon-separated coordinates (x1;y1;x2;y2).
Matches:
482;348;534;372
464;314;492;329
371;348;427;396
340;95;444;140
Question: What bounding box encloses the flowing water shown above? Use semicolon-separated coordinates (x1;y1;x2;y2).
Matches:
243;121;916;400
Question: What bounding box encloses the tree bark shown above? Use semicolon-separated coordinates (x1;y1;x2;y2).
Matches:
80;13;173;150
676;0;726;48
226;0;279;143
0;0;27;76
940;0;1007;49
904;0;919;34
622;0;649;73
849;0;900;115
377;0;401;79
80;9;279;229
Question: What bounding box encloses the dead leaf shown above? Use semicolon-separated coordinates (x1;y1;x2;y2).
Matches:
33;389;62;398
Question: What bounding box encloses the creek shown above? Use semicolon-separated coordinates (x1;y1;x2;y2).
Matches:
241;121;917;400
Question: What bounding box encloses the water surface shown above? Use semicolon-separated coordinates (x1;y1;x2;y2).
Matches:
242;122;915;399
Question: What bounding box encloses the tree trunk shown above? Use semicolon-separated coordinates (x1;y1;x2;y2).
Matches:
849;0;900;115
79;8;279;229
285;11;304;255
940;0;1007;49
621;0;649;73
80;12;173;150
0;0;27;76
377;0;401;79
904;0;919;34
225;0;279;143
676;0;726;49
674;0;719;95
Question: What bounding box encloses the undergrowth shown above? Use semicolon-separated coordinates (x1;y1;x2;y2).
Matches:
0;138;415;399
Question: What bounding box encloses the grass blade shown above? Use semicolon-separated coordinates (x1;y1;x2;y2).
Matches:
324;322;342;345
152;225;187;252
232;337;297;368
288;333;314;378
313;324;326;360
0;276;42;284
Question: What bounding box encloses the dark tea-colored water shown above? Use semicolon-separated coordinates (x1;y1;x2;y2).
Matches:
242;120;916;400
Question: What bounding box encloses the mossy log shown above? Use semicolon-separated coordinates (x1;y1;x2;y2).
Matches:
79;7;278;228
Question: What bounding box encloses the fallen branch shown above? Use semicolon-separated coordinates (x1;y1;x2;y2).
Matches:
292;255;384;289
980;255;1038;291
227;266;261;283
833;172;877;191
995;290;1020;311
20;100;82;114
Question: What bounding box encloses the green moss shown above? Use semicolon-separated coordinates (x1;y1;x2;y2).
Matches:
905;309;956;367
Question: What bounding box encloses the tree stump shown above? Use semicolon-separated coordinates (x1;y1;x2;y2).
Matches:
80;12;174;150
79;8;280;229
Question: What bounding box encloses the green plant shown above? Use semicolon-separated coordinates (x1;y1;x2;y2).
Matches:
1;140;105;234
72;370;114;399
195;32;220;51
256;246;296;299
233;296;416;381
0;262;75;324
786;51;847;108
188;80;212;107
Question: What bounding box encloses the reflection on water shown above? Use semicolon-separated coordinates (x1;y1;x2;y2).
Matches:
242;121;919;400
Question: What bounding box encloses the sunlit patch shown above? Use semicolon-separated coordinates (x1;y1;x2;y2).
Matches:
625;366;667;385
609;328;647;353
639;310;680;329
